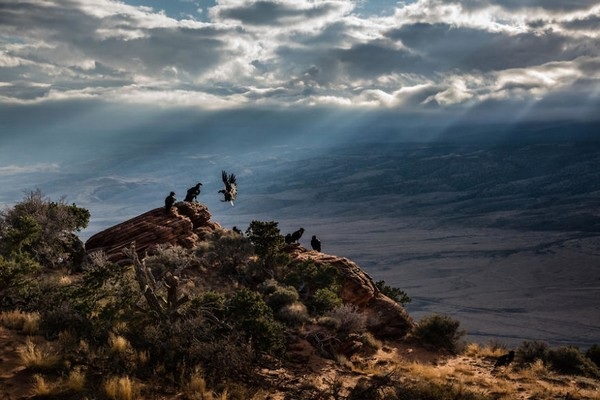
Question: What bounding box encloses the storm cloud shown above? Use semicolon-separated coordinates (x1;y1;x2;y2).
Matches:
0;0;598;118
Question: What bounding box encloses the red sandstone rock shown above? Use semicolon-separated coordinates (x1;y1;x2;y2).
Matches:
85;202;220;263
287;244;413;338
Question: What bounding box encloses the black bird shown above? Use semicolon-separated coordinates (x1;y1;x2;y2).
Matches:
184;183;202;202
218;170;237;206
165;191;176;213
288;228;304;243
232;226;242;235
493;350;515;370
311;235;321;252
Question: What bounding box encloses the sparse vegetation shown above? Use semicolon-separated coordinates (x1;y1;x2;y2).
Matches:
1;193;598;399
412;314;465;354
375;280;411;306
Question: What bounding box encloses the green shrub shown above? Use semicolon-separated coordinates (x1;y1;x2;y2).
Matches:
283;261;339;295
195;230;253;277
265;285;299;310
547;346;600;377
276;302;310;326
309;287;343;315
515;340;549;366
412;314;465;353
188;291;227;321
375;280;411;306
144;244;195;278
227;288;285;355
245;221;284;258
585;344;600;368
0;190;89;271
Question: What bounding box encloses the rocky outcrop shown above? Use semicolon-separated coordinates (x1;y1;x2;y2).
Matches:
85;202;220;263
287;244;414;339
85;203;412;338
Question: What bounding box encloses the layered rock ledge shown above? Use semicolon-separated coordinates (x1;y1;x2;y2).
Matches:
85;202;220;262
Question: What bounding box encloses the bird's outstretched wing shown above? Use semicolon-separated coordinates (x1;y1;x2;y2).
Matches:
219;170;238;205
222;170;228;185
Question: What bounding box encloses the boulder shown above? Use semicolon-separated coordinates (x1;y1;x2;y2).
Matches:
287;244;414;338
85;202;220;263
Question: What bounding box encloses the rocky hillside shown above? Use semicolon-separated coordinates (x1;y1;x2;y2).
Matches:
85;201;413;339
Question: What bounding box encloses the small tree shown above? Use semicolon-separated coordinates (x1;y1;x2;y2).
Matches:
375;280;411;306
245;220;289;278
227;288;285;355
413;314;465;353
0;189;89;270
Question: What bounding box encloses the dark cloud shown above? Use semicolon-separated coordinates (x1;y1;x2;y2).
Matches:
451;0;598;11
562;14;600;31
1;0;598;115
213;1;343;26
0;2;94;40
388;23;587;73
0;0;233;99
335;41;422;76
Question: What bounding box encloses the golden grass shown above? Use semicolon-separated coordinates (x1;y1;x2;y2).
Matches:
31;374;53;396
104;376;140;400
404;360;454;382
186;369;233;400
464;342;506;358
66;368;86;392
58;274;73;285
18;338;61;371
187;371;209;400
109;333;131;354
21;312;40;334
137;349;150;365
0;310;40;333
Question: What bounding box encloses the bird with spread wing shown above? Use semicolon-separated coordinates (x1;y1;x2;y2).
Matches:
219;170;237;206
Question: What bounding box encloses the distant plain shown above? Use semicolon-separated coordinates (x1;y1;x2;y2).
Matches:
2;133;599;349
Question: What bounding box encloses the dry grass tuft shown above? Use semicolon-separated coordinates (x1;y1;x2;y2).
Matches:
109;333;131;354
22;312;40;334
104;376;140;400
58;274;73;286
464;342;506;358
186;369;232;400
66;368;86;392
187;370;209;399
31;374;53;396
0;310;40;333
404;360;454;382
18;338;61;371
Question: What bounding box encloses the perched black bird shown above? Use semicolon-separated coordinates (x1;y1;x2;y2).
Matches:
311;235;321;252
165;192;176;213
232;226;242;235
288;228;304;243
493;351;515;370
218;170;237;206
184;183;202;202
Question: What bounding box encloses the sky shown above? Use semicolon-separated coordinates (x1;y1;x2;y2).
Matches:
1;0;599;210
1;0;599;115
